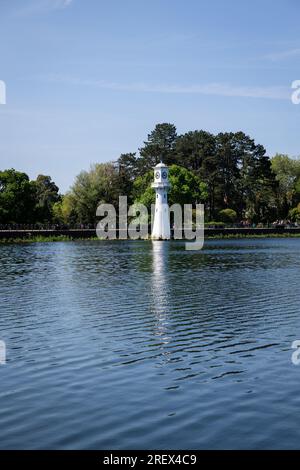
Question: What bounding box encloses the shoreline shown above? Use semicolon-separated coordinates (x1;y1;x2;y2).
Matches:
0;229;300;244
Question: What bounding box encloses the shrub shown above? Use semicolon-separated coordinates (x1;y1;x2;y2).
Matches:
218;208;237;224
288;203;300;222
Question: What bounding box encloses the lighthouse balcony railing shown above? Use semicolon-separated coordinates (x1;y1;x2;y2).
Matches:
151;182;171;188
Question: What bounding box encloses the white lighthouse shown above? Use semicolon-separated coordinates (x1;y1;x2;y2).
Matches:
151;162;171;240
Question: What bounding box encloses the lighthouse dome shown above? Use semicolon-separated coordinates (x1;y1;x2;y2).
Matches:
154;162;167;168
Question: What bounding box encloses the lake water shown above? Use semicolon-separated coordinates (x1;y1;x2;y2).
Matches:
0;238;300;449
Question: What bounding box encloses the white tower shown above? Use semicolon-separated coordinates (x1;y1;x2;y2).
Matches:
151;162;171;240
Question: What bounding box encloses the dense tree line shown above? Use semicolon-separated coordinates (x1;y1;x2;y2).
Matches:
1;123;300;226
0;170;60;225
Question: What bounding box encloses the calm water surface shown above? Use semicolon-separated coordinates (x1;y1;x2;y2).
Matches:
1;238;300;449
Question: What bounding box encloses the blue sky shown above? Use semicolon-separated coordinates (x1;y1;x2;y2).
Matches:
1;0;300;192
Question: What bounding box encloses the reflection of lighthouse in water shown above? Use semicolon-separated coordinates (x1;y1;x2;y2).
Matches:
151;241;171;350
151;162;171;240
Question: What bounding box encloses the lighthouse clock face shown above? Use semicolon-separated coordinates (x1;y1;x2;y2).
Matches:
162;171;167;179
155;171;160;179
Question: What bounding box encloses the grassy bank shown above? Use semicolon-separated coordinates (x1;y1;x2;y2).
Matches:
206;233;300;239
1;232;300;244
0;235;99;244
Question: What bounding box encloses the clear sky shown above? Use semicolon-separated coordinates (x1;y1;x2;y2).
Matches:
1;0;300;193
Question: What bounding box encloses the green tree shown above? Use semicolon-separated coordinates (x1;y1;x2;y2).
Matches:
52;201;64;224
34;174;60;222
117;153;138;202
174;130;217;218
174;130;274;221
168;164;208;206
271;154;300;217
52;195;77;225
0;169;36;224
138;123;177;171
132;171;154;208
175;130;216;171
215;132;275;221
68;162;120;224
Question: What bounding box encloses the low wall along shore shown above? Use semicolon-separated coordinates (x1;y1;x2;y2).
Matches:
0;227;300;240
